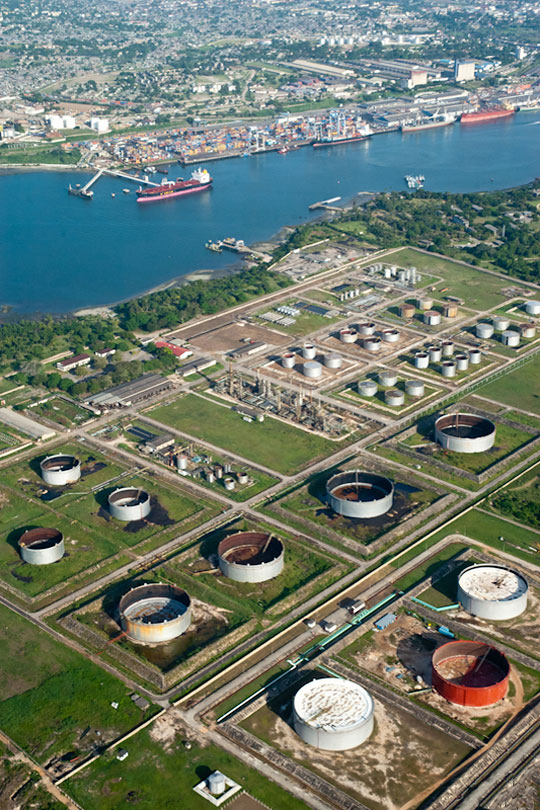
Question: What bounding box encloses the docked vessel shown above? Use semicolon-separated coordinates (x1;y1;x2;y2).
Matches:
402;113;456;133
313;133;369;148
136;168;212;203
461;108;515;124
405;174;425;189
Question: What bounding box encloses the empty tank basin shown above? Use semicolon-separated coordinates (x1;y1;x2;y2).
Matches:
108;487;151;521
381;328;399;343
358;380;377;397
326;470;393;518
119;583;191;644
358;322;376;336
18;528;64;565
324;353;342;369
339;328;357;344
435;413;496;453
40;454;81;486
385;388;405;407
218;532;284;582
476;322;494;339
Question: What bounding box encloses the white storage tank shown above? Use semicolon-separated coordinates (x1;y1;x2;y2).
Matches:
281;352;296;369
363;337;381;353
519;322;536;339
302;343;316;360
469;348;482;364
501;330;520;347
108;488;151;521
455;353;469;372
385;388;405;407
435;413;496;453
358;380;377;397
293;678;374;751
417;296;433;310
424;310;441;326
340;328;357;344
493;316;510;332
324;353;342;369
405;379;425;397
176;454;188;471
414;351;429;369
18;528;65;565
378;370;398;387
358;322;376;336
40;454;81;486
428;345;442;363
476;322;494;339
457;564;528;621
525;300;540;316
381;328;400;343
224;477;236;490
303;360;323;378
218;532;284;582
441;360;457;378
441;340;454;357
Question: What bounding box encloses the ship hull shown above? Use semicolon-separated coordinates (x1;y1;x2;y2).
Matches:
461;110;514;124
136;182;212;203
401;119;454;133
313;135;368;148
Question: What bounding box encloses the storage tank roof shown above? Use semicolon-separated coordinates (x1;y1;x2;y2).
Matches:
294;678;373;731
459;566;527;602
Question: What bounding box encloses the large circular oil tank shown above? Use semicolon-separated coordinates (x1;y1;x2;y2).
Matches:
326;470;393;518
293;678;374;750
119;583;191;644
435;413;496;453
40;454;81;486
218;531;284;582
457;564;528;621
108;487;151;521
18;528;64;565
431;641;509;707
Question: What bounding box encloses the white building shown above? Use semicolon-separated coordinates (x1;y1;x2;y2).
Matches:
45;113;65;130
454;61;476;82
90;117;109;134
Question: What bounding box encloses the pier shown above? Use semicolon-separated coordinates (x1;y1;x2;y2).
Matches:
308;196;342;211
68;167;159;199
205;237;272;263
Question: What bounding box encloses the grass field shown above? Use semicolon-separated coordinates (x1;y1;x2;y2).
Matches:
66;726;310;810
148;394;349;475
475;353;540;413
27;397;93;428
393;248;524;309
0;604;153;763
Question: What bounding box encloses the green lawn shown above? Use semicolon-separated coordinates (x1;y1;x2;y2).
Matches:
475;353;540;413
148;394;349;475
66;727;310;810
27;397;93;428
0;604;154;763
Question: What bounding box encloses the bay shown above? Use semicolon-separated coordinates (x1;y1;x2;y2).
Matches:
1;109;539;315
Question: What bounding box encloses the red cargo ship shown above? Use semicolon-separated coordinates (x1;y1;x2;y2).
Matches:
136;168;212;203
461;108;515;125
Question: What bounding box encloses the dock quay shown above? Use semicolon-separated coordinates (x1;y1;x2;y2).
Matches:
205;237;271;262
308;196;342;211
68;167;159;199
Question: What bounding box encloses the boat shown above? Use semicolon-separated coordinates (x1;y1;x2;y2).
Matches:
136;168;212;203
401;114;456;133
111;193;115;197
404;174;425;190
122;188;130;194
313;133;369;149
157;167;169;174
277;147;288;154
205;241;222;253
461;108;515;124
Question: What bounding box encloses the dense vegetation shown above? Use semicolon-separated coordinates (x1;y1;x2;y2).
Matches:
491;482;540;531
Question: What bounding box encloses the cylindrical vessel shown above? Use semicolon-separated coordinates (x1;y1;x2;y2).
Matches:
417;296;433;310
302;343;316;360
358;380;377;397
303;360;322;378
326;470;393;518
281;352;296;369
443;304;458;318
357;322;376;336
476;322;494;339
435;413;496;453
40;454;81;486
414;351;429;369
119;583;191;644
363;337;381;353
469;348;482;364
431;641;509;707
339;328;357;344
441;360;456;378
519;322;536;339
381;328;399;343
18;528;64;565
501;330;520;347
293;678;374;751
323;353;342;369
399;303;415;319
237;471;249;485
385;388;405;407
218;531;284;582
224;477;236;490
108;487;151;521
493;316;510;332
176;454;188;471
525;300;540;316
378;370;397;387
405;379;425;397
455;353;469;371
424;310;441;326
428;345;442;363
441;340;454;357
215;465;223;479
457;564;528;621
206;471;215;483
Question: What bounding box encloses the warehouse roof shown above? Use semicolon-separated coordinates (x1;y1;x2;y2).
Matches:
0;408;56;441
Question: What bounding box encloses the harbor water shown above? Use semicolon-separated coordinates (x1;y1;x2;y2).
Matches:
1;109;539;315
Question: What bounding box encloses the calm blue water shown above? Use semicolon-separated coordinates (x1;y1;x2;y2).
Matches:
1;109;539;315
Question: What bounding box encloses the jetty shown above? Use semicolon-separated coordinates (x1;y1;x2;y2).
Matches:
308;196;342;211
68;168;159;199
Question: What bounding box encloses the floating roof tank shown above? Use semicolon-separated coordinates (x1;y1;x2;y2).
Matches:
441;360;456;378
363;337;381;353
281;352;296;369
428;345;442;363
357;322;376;336
435;413;496;453
457;564;528;621
293;678;374;750
326;470;393;518
119;583;191;644
443;303;459;318
108;487;151;521
441;340;454;357
469;348;482;364
339;328;357;344
455;353;469;371
385;388;405;407
218;531;284;582
302;343;317;360
417;296;433;310
40;454;81;486
381;328;400;343
431;640;509;707
519;322;536;339
414;351;429;369
18;527;64;565
399;303;415;319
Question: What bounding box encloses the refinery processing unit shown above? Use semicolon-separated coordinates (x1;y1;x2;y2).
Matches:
2;242;540;810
